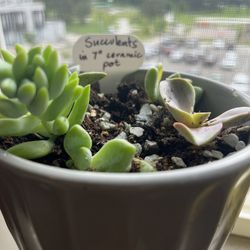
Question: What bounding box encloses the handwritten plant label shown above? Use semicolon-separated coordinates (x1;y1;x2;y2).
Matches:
73;34;145;73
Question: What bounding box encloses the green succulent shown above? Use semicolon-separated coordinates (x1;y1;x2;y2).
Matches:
145;66;250;146
0;45;136;172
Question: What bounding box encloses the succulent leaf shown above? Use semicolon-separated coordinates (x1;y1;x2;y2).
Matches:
157;63;163;83
64;125;92;155
194;86;204;104
159;78;195;114
0;115;40;137
28;46;42;64
41;79;77;121
42;45;53;64
49;64;69;99
168;72;181;79
33;67;48;89
91;139;136;172
0;78;17;98
32;54;45;68
45;50;59;81
78;72;107;86
15;44;26;54
144;66;158;102
68;85;90;127
52;116;69;135
7;140;54;159
69;71;78;82
17;80;37;105
207;107;250;128
28;87;49;116
0;49;15;64
192;112;211;126
166;104;210;127
0;98;27;118
69;147;92;170
64;125;92;170
173;122;223;146
0;60;13;80
12;52;28;82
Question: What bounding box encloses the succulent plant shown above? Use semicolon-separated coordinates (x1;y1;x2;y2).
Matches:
145;66;250;146
1;46;249;173
0;45;136;172
144;63;163;102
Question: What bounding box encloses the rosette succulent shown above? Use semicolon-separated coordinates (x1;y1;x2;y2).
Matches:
0;45;136;172
145;65;250;146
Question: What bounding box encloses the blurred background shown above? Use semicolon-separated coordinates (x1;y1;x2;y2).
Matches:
0;0;250;94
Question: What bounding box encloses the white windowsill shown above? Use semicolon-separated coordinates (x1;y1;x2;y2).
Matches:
232;190;250;238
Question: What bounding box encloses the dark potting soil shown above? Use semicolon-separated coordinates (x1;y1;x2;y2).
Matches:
0;81;249;172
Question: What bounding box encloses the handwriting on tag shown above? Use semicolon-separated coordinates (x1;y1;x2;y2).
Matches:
72;35;145;73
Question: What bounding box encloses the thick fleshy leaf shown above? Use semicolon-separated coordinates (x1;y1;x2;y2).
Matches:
91;139;136;172
208;107;250;128
167;72;181;79
0;115;40;137
159;78;195;114
79;72;107;86
157;63;163;83
194;86;204;104
52;116;69;135
68;85;90;127
7;140;54;159
70;147;92;171
144;66;158;102
0;60;13;80
64;125;92;155
192;112;211;126
167;103;210;128
0;78;17;98
173;122;223;146
0;49;15;64
0;98;27;118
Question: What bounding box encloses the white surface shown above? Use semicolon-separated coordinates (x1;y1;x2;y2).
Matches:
233;190;250;238
0;211;18;250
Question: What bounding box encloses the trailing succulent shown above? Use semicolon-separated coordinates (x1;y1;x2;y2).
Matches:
0;45;136;172
144;64;250;146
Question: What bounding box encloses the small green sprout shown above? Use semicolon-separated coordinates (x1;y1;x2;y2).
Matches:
0;45;136;172
144;63;163;102
145;66;250;146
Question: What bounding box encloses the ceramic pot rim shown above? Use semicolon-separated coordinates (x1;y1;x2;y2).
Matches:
0;146;250;186
0;72;250;186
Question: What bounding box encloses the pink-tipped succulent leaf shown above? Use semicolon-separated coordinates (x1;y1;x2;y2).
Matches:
173;122;223;146
159;78;210;127
207;107;250;128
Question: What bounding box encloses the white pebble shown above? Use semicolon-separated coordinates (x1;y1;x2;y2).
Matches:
222;133;239;148
210;150;224;159
129;127;144;137
235;141;246;151
171;157;187;168
144;154;161;167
